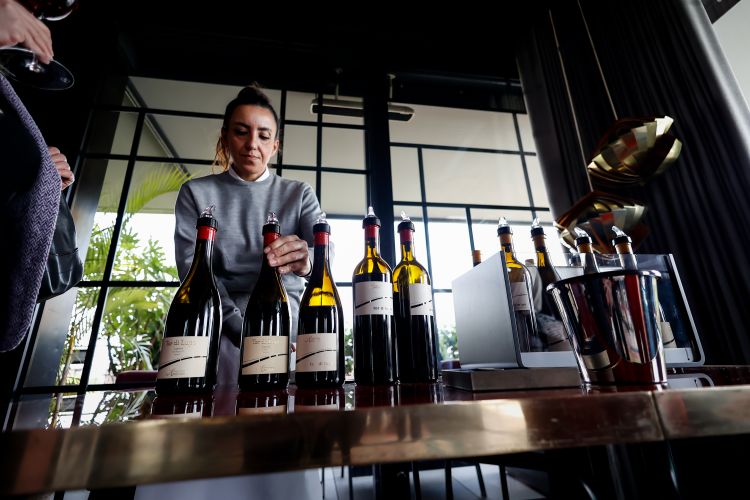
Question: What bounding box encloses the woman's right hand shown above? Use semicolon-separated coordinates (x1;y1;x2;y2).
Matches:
0;0;53;64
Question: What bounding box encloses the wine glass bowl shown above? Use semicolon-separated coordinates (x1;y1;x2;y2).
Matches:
0;47;74;90
0;0;77;90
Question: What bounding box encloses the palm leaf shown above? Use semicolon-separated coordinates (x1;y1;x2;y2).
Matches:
125;163;192;215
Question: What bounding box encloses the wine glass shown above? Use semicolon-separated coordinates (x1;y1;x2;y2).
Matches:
0;0;77;90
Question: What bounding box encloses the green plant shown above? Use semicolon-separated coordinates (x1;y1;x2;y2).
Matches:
56;164;191;386
438;325;459;361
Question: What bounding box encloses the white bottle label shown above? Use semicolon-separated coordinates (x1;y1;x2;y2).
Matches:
295;333;338;372
408;283;434;316
157;337;210;379
241;336;289;375
354;281;393;316
510;283;532;312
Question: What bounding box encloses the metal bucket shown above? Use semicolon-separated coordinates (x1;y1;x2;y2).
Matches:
547;269;667;385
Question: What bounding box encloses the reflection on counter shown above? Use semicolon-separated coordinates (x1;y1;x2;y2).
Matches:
236;390;289;416
151;395;213;418
397;383;444;405
353;384;398;408
291;387;345;413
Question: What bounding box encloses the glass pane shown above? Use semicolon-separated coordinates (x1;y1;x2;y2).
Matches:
321;172;366;217
88;287;175;384
280;168;317;194
516;113;536;153
391;146;421;203
422;149;529;206
79;390;151;426
83;160;127;280
426;207;472;290
393;205;429;272
111;162;200;279
11;393;81;430
129;77;261;115
55;286;101;385
86;111;138;156
389;104;518;150
285;90;317;122
470;208;534;264
138;114;223;161
525;155;550;210
322;127;365;169
282;124;317;166
328;218;361;284
337;285;354;381
434;292;458;361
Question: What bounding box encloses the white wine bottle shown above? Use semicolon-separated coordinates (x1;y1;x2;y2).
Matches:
295;213;345;388
574;227;600;274
530;218;569;352
352;206;396;385
393;212;439;383
497;217;538;352
239;212;290;391
156;206;222;395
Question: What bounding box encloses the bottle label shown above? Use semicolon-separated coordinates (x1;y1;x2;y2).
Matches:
241;336;289;375
295;333;338;372
354;282;394;316
510;283;532;312
157;337;210;379
408;283;434;316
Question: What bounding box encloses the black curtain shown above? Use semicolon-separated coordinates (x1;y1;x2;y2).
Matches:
518;0;750;364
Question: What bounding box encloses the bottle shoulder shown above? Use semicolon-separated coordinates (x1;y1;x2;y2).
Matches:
393;261;431;284
353;256;392;280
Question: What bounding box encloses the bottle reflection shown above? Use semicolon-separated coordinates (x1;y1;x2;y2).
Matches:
353;384;398;409
235;390;289;416
150;395;213;419
397;383;444;406
291;387;345;413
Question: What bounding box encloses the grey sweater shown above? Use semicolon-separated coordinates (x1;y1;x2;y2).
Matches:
174;171;321;346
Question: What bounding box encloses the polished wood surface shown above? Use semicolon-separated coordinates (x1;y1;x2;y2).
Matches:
1;367;750;495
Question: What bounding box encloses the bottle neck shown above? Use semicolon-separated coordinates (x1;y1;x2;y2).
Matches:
261;232;280;271
576;242;599;274
364;225;381;258
189;226;216;276
615;241;638;270
499;234;517;263
532;234;550;266
399;228;415;262
311;231;331;278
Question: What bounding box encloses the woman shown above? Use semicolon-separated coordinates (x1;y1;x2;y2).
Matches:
173;85;321;387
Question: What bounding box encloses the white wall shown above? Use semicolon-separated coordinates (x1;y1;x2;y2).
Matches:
713;0;750;106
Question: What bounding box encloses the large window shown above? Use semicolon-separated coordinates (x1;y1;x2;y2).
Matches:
389;102;564;360
9;75;561;421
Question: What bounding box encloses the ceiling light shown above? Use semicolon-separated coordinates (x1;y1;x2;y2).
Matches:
310;98;415;122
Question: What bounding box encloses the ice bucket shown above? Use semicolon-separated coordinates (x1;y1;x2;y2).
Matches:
546;269;667;385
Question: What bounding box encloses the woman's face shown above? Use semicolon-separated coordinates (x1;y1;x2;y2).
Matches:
222;104;279;181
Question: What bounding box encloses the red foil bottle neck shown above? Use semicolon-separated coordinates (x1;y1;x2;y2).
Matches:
314;232;329;246
263;232;280;246
197;226;216;241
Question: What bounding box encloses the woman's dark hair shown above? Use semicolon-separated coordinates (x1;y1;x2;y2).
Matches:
213;85;280;172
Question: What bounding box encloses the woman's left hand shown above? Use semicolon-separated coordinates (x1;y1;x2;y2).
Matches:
264;235;311;276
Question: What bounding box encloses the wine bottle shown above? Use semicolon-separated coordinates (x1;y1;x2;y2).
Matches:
239;212;291;391
393;212;439;383
572;227;612;369
573;227;600;274
611;226;675;346
156;206;222;395
611;225;638;270
295;213;345;388
352;206;397;385
530;219;570;352
497;217;538;352
472;249;482;267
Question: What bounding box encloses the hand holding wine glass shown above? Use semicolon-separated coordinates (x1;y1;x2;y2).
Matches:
0;0;76;90
0;0;53;62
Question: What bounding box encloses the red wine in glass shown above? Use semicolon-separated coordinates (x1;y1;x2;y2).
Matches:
0;0;77;90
